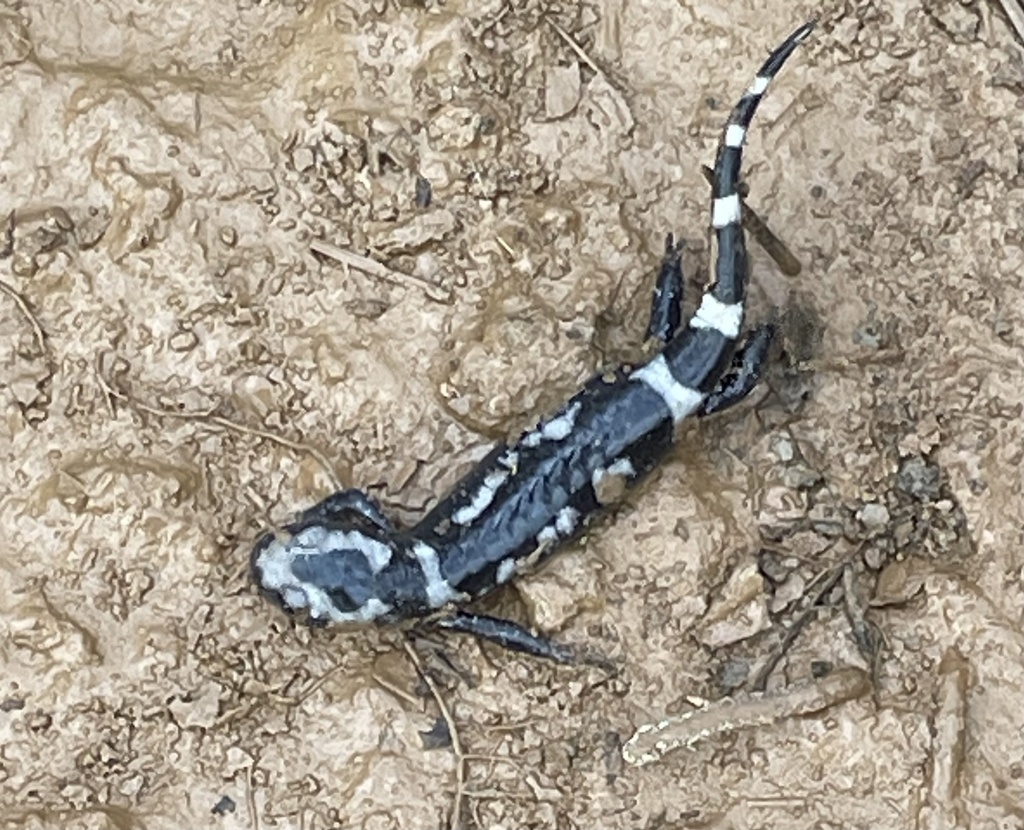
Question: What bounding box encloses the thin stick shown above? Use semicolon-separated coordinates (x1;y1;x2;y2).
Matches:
994;0;1024;44
545;17;603;76
371;671;423;708
92;352;120;417
480;718;540;733
0;277;46;355
401;639;467;830
310;239;452;303
205;414;341;490
494;236;516;259
94;357;342;489
246;762;260;830
295;664;348;706
750;563;845;691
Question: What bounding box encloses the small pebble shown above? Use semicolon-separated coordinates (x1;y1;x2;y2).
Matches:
896;456;941;501
858;502;890;528
772;434;795;463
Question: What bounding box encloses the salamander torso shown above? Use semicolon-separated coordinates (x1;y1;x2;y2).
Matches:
250;22;814;662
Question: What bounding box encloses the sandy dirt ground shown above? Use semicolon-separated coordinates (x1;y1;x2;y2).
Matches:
2;0;1024;828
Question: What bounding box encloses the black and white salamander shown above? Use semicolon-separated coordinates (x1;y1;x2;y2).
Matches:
251;22;815;663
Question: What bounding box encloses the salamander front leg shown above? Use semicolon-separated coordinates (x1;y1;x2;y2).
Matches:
432;612;616;669
697;322;775;417
296;488;396;534
432;611;576;663
645;234;685;344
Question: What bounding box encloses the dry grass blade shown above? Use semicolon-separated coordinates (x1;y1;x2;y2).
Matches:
93;355;342;489
545;16;603;76
0;277;47;355
401;639;468;830
994;0;1024;44
246;762;260;830
310;239;453;303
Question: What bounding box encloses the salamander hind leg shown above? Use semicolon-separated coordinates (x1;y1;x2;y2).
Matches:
432;611;615;669
697;322;775;417
645;233;685;344
433;611;575;662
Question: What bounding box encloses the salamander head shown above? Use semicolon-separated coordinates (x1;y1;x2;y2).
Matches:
250;522;396;625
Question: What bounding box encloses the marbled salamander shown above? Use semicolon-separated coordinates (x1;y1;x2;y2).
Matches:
251;22;815;663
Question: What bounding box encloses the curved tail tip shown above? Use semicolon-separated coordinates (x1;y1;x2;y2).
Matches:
794;19;818;41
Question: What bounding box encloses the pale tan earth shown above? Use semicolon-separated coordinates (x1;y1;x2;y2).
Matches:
1;1;1023;828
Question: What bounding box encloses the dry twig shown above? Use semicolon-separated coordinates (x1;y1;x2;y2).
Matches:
246;762;260;830
310;239;452;303
94;356;342;489
994;0;1024;44
401;639;468;830
545;16;603;76
751;563;846;691
0;277;46;355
